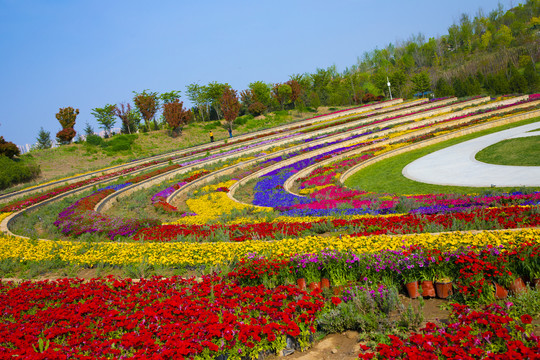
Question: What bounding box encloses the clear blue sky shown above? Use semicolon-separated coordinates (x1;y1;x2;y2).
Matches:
0;0;511;147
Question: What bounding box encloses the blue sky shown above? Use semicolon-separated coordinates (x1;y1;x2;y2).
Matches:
1;0;510;147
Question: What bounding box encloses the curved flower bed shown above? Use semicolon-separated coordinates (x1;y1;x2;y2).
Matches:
1;228;539;268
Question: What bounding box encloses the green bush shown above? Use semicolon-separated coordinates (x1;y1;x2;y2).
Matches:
203;121;221;131
86;134;105;146
0;155;41;190
234;114;253;126
104;134;138;153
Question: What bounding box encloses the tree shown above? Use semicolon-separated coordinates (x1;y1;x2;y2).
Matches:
160;90;181;104
83;122;94;137
411;72;431;96
55;107;79;144
509;66;528;93
35;127;52;150
435;77;454;97
91;104;116;137
523;61;539;92
220;86;241;136
248;102;266;116
309;92;321;110
186;83;209;122
133;90;159;130
272;83;292;110
249;81;272;109
114;103;139;134
0;136;20;158
285;79;302;106
163;99;192;137
206;82;228;120
390;69;408;98
494;25;513;48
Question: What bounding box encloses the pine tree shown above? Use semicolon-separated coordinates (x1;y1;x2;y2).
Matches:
35;127;52;150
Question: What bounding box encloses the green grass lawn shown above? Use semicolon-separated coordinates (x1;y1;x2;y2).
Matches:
345;118;540;195
475;135;540;166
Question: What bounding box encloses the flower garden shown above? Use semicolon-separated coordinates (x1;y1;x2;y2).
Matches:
1;96;540;359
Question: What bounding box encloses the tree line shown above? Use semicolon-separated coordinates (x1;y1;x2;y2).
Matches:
14;0;540;150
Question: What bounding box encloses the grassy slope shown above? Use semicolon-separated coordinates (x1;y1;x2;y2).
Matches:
345;118;540;195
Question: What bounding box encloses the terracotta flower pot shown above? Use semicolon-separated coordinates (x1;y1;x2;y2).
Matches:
320;278;330;289
493;282;508;299
508;277;527;295
405;281;420;299
420;280;436;298
297;278;306;291
308;281;321;291
435;281;453;299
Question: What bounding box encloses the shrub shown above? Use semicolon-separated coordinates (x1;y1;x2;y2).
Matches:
233;114;253;126
0;155;41;190
104;134;137;153
0;136;20;159
56;128;77;145
85;134;105;146
203;121;221;131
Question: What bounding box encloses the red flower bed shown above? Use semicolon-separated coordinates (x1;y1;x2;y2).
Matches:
134;205;540;242
358;303;540;359
0;275;324;359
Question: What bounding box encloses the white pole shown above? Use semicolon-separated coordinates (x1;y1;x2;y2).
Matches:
386;76;393;100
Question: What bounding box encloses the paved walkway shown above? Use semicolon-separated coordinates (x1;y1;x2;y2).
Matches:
402;122;540;187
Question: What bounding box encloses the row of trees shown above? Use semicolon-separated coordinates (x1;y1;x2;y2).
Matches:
36;0;538;148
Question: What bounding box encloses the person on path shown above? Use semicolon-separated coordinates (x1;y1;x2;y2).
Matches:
209;131;214;143
228;127;232;138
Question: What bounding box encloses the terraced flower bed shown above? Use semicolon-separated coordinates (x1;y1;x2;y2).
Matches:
1;96;540;359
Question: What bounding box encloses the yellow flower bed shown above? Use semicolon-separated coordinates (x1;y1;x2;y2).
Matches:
0;212;12;223
169;181;270;225
1;229;538;267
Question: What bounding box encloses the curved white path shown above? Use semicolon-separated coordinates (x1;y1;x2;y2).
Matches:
402;122;540;187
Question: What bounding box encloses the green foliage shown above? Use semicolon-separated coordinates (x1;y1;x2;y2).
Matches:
309;92;321;110
203;121;221;130
35;127;52;150
85;134;105;147
435;77;454;97
317;285;424;338
523;61;539;92
105;134;137;153
233;114;253;126
91;104;117;135
412;71;431;95
83;122;95;137
160;90;181;104
0;155;41;190
55;107;79;130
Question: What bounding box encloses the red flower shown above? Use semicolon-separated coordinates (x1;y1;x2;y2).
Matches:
521;314;533;324
331;297;342;306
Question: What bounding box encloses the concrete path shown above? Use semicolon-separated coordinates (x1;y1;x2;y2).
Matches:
402;122;540;187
